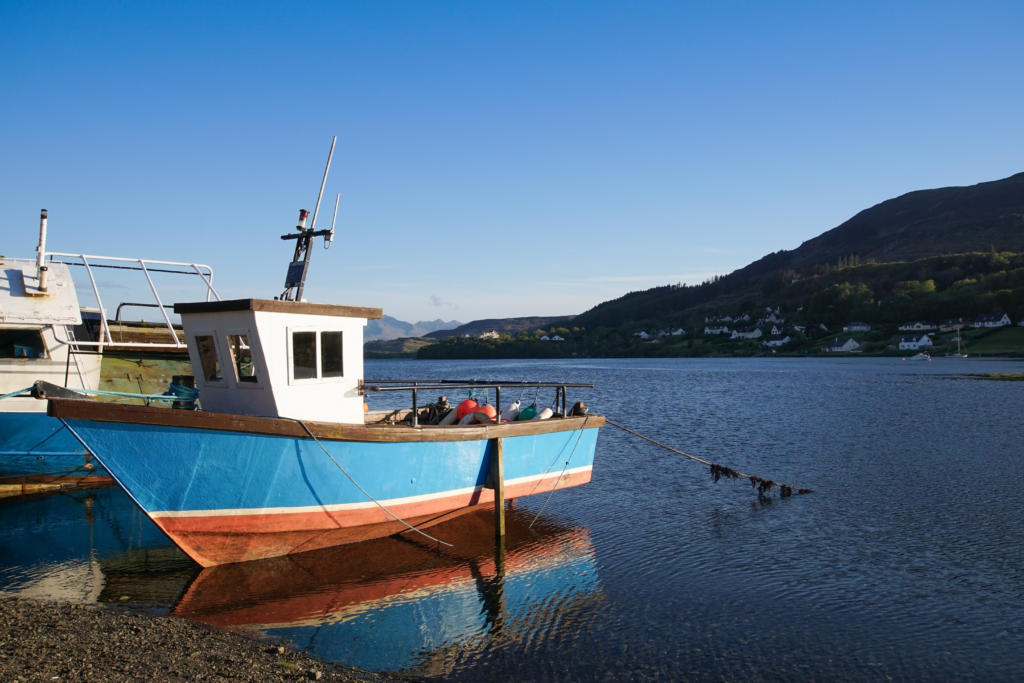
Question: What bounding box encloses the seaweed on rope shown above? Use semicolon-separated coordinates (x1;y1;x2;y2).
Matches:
607;419;812;500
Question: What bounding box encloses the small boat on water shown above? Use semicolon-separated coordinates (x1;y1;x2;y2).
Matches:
1;210;218;487
46;140;603;566
48;294;602;566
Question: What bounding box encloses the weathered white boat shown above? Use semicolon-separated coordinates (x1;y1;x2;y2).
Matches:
1;210;218;485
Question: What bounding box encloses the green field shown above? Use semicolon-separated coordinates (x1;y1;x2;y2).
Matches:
964;327;1024;355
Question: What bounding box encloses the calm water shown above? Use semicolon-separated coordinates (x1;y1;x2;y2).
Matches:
2;357;1023;680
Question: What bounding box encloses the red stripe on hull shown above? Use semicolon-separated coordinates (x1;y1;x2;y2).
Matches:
154;468;592;566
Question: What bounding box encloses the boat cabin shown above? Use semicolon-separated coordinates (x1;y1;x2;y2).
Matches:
0;257;101;404
175;298;382;423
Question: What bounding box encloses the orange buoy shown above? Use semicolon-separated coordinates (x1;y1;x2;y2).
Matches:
475;404;497;420
456;399;479;420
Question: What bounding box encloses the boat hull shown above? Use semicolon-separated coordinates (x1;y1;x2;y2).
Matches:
50;400;601;566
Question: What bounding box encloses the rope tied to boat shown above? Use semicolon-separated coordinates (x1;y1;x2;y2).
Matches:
0;386;34;400
292;419;453;548
605;419;812;500
528;414;590;529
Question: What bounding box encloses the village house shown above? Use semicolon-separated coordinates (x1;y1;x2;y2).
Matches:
843;322;871;333
478;330;500;340
939;318;966;332
973;313;1011;328
730;327;763;340
898;321;936;332
763;335;791;348
703;324;730;336
632;330;650;340
823;337;860;353
899;334;933;351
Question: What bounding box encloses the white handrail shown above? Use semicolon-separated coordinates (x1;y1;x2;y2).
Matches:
43;251;222;352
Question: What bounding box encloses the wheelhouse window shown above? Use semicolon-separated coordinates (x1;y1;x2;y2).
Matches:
291;330;344;381
227;334;257;383
321;331;344;378
292;331;317;380
0;329;47;359
195;335;222;382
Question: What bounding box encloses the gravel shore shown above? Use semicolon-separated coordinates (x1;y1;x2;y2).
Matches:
0;597;392;681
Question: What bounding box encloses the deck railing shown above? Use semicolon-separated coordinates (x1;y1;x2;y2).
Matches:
361;379;593;427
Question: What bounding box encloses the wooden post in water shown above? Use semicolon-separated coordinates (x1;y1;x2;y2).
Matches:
489;437;506;547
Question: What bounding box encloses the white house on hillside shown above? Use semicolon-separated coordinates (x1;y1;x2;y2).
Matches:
704;325;730;335
974;313;1011;328
823;337;860;352
898;321;936;332
763;335;791;348
843;322;871;333
899;334;933;351
730;327;763;340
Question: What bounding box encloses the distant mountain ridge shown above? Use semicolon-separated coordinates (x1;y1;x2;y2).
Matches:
365;315;462;341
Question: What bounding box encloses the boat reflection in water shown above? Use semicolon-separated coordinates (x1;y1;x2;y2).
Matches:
0;485;193;606
173;506;602;675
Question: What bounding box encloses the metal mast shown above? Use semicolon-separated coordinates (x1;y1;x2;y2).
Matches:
278;136;337;301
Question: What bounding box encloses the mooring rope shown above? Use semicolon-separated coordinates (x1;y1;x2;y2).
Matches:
605;419;813;499
22;383;194;403
0;387;33;400
529;414;590;528
293;419;453;547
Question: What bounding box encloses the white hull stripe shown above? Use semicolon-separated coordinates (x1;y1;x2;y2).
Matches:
150;464;593;519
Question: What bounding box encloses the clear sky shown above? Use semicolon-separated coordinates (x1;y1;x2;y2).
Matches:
2;1;1022;324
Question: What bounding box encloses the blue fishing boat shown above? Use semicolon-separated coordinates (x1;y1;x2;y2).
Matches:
48;295;602;566
46;139;602;566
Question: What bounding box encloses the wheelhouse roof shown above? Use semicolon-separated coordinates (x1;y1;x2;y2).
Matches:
174;298;382;319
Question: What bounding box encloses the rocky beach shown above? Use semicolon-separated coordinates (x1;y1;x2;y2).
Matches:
0;598;389;681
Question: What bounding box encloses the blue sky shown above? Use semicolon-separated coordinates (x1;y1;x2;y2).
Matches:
2;1;1022;324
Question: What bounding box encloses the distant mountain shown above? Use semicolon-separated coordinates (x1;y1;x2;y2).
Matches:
425;316;574;339
575;172;1024;329
365;315;462;341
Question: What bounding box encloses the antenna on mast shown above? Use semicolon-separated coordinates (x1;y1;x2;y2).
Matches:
279;136;338;301
327;192;340;247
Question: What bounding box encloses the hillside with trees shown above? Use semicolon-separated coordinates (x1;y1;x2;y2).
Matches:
376;172;1024;358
